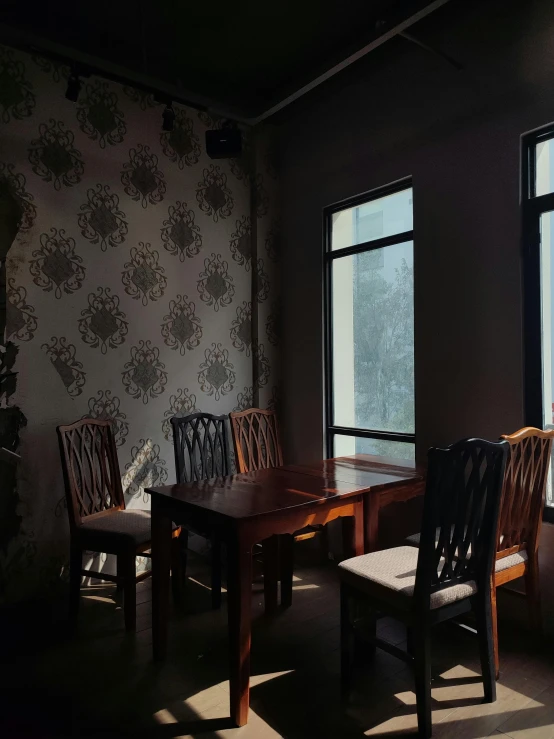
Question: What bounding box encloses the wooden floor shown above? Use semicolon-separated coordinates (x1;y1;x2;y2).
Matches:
2;546;554;739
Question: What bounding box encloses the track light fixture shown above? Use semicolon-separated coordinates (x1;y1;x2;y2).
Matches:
162;102;175;131
65;69;82;102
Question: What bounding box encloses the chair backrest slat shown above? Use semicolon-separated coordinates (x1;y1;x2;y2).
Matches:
414;438;508;610
497;427;554;558
171;412;230;483
57;419;124;529
229;408;283;473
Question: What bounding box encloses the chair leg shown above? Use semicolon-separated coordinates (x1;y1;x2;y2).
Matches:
525;553;543;634
476;591;497;704
340;581;353;700
69;543;82;629
491;581;500;680
353;600;376;665
413;622;432;739
211;535;222;610
121;551;136;632
280;534;294;609
171;533;184;605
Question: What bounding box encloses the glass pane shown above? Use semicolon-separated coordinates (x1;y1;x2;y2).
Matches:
333;434;415;462
536;138;554;196
539;210;554;506
331;188;413;251
332;241;414;433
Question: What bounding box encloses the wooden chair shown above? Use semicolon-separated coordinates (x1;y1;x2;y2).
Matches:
230;408;284;472
491;426;554;676
57;418;182;631
171;412;230;609
340;438;508;738
407;426;553;678
229;408;327;608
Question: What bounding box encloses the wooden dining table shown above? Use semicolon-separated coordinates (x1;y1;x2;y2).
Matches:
148;454;424;727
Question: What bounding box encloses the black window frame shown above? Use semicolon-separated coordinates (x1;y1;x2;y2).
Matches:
522;123;554;522
323;177;415;460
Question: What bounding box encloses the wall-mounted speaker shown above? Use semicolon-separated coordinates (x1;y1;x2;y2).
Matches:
206;128;242;159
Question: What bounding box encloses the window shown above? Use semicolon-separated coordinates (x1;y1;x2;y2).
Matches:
522;125;554;520
324;180;415;461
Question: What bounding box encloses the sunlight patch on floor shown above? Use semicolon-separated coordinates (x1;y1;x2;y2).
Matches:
153;708;178;724
363;663;547;737
153;683;287;738
187;577;227;593
81;594;116;604
250;669;295;687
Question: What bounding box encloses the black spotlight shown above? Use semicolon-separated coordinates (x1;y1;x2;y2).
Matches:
162;102;175;132
65;71;81;102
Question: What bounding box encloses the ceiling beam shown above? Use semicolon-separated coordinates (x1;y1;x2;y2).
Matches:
252;0;453;124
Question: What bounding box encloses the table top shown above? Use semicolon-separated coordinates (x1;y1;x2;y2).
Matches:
147;455;424;521
283;454;424;482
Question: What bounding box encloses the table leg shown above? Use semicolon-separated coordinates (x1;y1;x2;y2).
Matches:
353;498;364;556
262;535;279;614
342;500;365;559
280;534;294;608
152;499;172;661
364;492;380;553
227;532;253;727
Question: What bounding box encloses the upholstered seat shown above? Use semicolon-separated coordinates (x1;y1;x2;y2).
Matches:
79;509;178;547
339;546;478;610
495;550;527;572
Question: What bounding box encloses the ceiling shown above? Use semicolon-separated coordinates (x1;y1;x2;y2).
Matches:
0;0;452;121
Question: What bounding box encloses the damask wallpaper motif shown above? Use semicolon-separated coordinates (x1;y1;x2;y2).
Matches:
0;44;280;602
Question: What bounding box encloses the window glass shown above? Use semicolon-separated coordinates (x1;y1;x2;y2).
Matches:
535;138;554;196
539;210;554;506
333;434;415;462
331;188;413;251
331;241;414;433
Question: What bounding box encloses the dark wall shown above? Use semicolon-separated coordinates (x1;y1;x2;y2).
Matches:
278;0;554;462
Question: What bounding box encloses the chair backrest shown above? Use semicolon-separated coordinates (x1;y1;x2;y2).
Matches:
57;419;124;530
497;427;554;560
171;412;230;483
229;408;283;473
414;438;508;609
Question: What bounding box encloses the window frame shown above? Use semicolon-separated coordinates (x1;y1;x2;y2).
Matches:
522;123;554;522
323;177;415;460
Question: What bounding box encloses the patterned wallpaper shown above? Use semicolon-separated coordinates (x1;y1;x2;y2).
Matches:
0;45;280;602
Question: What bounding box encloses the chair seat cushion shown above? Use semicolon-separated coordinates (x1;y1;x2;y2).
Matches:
406;531;423;546
495;550;528;572
339;546;477;610
406;531;526;573
79;509;177;548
